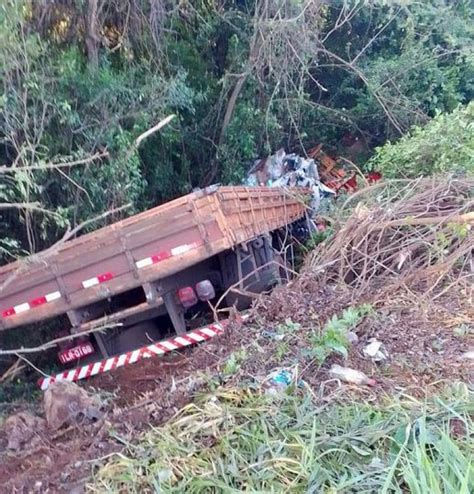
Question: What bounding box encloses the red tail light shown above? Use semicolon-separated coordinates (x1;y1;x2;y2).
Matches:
178;287;198;308
195;280;215;301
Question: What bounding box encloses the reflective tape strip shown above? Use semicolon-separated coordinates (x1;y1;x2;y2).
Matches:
174;336;191;346
147;344;165;355
78;365;90;380
129;349;141;363
82;272;113;289
38;319;229;390
136;257;153;269
160;341;178;351
31;296;47;307
2;291;62;318
14;303;30;314
135;242;202;270
187;332;205;342
45;291;61;302
171;244;193;256
104;358;116;373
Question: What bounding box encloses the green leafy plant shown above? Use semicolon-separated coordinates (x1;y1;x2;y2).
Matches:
308;304;373;363
368;103;474;178
222;349;248;377
276;318;301;336
275;341;289;362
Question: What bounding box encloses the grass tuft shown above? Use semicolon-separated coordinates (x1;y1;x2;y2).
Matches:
90;384;473;493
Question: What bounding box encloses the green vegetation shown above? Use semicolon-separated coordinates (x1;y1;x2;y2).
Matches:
1;0;473;263
91;385;473;493
308;304;372;363
0;2;472;485
369;103;474;178
222;349;248;377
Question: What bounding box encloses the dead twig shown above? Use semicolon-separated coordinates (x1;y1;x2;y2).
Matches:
0;323;122;356
0;151;109;174
0;358;26;383
305;177;473;299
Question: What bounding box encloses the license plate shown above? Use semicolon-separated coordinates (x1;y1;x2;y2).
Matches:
58;342;95;364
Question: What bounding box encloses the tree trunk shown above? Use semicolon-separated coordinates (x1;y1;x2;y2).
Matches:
85;0;99;70
218;28;262;147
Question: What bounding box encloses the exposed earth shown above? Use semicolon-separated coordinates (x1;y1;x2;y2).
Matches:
0;278;472;492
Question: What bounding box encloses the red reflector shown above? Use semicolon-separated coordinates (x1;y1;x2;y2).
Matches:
2;308;15;317
195;280;215;301
30;296;47;307
58;342;95;365
97;272;113;283
178;287;198;308
367;171;382;183
151;251;171;263
343;176;357;190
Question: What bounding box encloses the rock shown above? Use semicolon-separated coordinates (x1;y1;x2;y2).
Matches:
3;411;46;451
43;381;103;430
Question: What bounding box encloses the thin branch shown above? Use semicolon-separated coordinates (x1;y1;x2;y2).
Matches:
15;352;49;377
0;202;58;216
0;151;109;174
135;114;175;147
351;9;401;64
0;322;122;356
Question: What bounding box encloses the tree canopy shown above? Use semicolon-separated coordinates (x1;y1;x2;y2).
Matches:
1;0;473;261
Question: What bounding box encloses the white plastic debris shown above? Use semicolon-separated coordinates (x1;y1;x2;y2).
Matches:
347;331;359;344
329;364;376;386
458;350;474;360
246;148;335;216
363;338;388;361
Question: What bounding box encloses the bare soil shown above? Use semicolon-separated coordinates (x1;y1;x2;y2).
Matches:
0;280;472;492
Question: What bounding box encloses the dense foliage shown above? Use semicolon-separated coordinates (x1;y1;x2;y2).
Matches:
369;102;474;178
1;0;473;259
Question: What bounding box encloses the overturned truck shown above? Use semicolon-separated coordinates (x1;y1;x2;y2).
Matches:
0;186;309;387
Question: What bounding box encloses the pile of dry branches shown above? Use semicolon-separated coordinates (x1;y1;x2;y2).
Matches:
306;177;473;298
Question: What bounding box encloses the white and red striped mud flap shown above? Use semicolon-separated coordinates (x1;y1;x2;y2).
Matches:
38;317;245;391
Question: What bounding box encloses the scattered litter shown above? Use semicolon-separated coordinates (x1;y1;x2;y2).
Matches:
347;331;359;344
246;148;336;216
157;468;173;483
43;381;103;430
329;364;376;386
458;350;474;360
363;339;388;361
269;370;293;387
2;412;46;451
264;369;302;395
261;329;285;341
